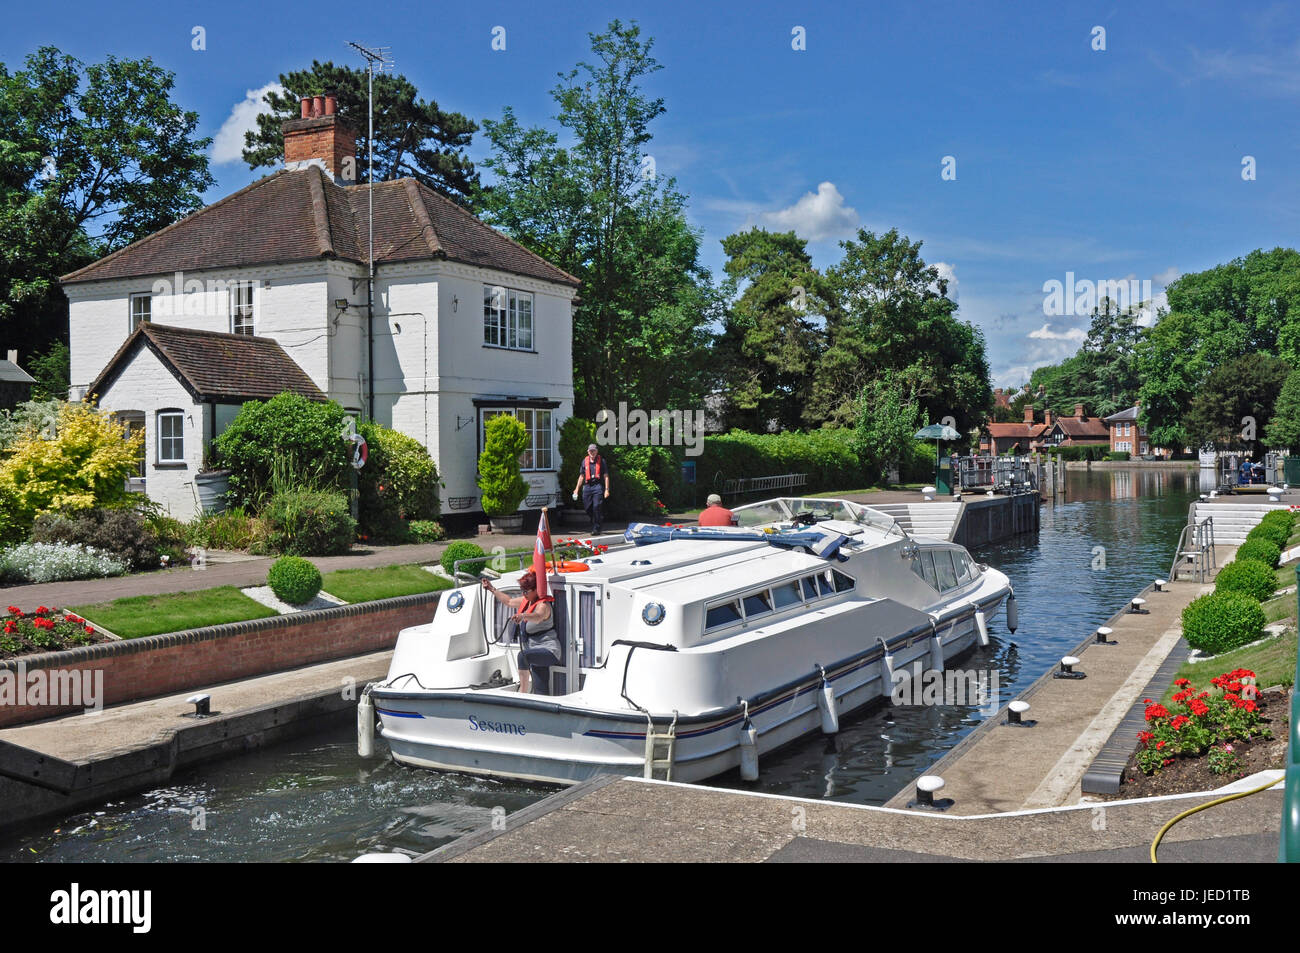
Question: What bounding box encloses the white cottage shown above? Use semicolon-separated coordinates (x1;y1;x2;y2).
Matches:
62;94;580;520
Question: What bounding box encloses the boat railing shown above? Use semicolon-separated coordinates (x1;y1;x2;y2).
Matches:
730;496;910;540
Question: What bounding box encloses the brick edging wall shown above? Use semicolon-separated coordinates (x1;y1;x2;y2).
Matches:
0;592;440;728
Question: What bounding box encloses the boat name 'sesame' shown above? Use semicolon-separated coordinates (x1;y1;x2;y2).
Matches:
365;496;1020;785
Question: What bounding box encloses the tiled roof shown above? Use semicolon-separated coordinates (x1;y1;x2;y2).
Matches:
1051;416;1110;439
1103;405;1140;423
89;323;326;405
984;423;1047;438
0;359;35;384
62;166;580;288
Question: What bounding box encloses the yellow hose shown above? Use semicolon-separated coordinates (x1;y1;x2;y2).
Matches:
1150;775;1281;863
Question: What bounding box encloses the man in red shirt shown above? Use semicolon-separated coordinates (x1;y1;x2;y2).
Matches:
697;493;735;527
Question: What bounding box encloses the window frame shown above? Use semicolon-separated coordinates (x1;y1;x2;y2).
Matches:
479;406;554;473
229;282;255;336
482;285;535;352
130;293;151;332
156;410;185;465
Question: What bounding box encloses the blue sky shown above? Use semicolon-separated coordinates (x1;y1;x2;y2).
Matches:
7;1;1298;387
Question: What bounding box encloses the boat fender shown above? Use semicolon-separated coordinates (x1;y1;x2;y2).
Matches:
877;637;896;688
974;608;990;647
1006;593;1019;634
928;632;945;673
739;704;759;781
357;687;375;759
817;666;839;734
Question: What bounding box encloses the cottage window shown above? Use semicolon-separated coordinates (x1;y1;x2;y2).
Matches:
230;283;255;335
157;411;184;464
130;294;151;332
480;406;553;472
483;286;534;350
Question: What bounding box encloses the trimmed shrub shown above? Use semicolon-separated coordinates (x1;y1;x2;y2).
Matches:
1235;537;1281;569
1042;445;1106;462
558;416;597;502
357;422;442;541
267;556;322;605
441;541;486;575
190;508;260;550
1245;521;1289;550
1105;451;1131;461
31;507;161;570
0;542;128;584
1259;510;1295;537
1214;558;1278;603
695;429;864;498
478;415;530;517
264;490;356;556
900;439;937;484
408;520;446;543
606;444;682;517
212;393;350;507
1181;592;1267;655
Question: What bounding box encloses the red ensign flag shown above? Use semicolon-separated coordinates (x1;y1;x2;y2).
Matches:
534;508;552;601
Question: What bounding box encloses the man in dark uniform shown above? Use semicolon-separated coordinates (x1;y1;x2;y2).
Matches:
572;443;611;535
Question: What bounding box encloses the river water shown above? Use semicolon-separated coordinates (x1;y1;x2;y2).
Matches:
0;468;1200;862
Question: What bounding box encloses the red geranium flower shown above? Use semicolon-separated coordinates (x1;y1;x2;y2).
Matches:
35;606;50;616
1138;731;1153;744
1174;678;1190;687
6;605;21;616
1156;740;1166;749
1170;715;1189;731
1144;703;1170;721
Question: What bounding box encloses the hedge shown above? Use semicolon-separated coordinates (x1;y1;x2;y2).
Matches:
1245;521;1290;551
1181;592;1266;655
1042;444;1108;462
1235;537;1282;569
1214;558;1278;603
695;430;864;500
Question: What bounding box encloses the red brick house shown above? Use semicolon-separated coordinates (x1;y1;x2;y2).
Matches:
1038;403;1109;449
1103;404;1150;456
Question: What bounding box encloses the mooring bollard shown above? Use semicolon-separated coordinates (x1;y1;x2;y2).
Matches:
908;775;953;811
1129;597;1148;614
1268;487;1282;502
184;694;212;718
1006;699;1032;726
922;486;936;502
1153;579;1167;592
1095;625;1115;645
1053;656;1086;680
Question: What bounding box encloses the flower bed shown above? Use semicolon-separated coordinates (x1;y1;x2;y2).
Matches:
0;605;110;658
1134;669;1271;776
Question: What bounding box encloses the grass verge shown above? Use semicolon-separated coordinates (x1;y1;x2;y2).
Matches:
73;587;278;639
1167;626;1297;702
321;564;453;603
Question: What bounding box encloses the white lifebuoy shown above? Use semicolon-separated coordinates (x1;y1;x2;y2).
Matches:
350;433;368;470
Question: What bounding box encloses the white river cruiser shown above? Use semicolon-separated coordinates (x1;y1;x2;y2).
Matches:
361;497;1019;785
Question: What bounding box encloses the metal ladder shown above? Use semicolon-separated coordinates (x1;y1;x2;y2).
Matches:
643;712;679;781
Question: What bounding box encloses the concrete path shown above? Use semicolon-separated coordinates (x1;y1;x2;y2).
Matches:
422;775;1282;863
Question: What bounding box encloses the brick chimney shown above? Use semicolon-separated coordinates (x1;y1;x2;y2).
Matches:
1023;404;1035;425
1074;403;1085;419
282;94;356;184
1045;409;1055;427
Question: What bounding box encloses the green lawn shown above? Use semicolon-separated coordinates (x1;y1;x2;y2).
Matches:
1264;592;1295;624
73;587;278;639
321;564;453;603
1166;626;1297;702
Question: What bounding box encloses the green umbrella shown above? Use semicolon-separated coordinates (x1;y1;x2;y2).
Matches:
914;424;963;475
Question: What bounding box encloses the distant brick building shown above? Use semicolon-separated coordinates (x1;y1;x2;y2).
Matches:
980;402;1109;454
1103;404;1151;457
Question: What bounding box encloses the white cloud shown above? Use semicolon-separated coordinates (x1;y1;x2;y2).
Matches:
1154;266;1180;286
759;182;859;242
995;365;1034;389
933;261;958;302
211;83;284;164
1028;323;1086;342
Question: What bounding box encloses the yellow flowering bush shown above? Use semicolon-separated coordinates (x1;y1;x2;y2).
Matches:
0;402;143;543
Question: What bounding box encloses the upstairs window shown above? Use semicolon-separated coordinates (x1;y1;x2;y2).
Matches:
230;283;255;335
130;293;151;332
483;285;534;350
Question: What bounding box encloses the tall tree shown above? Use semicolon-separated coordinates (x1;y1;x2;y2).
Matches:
480;20;716;416
1183;353;1289;451
1264;367;1300;452
715;228;821;431
0;47;213;355
812;228;991;433
242;62;480;205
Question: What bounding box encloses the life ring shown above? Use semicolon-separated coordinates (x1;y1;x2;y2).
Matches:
547;560;590;573
350;434;368;470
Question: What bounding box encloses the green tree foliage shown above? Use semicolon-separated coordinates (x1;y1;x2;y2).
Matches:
1022;297;1144;419
477;415;529;517
480;20;716;417
241;61;480;205
853;371;922;483
1264;367;1300;451
811;228;991;431
715;228;821;431
0;47;213;355
1138;248;1300;448
26;340;69;402
1183;353;1288;450
212;393;350;507
356;421;441;540
558;416;597;501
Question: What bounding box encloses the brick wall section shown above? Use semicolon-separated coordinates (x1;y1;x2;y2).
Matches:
282;115;356;180
0;592;439;728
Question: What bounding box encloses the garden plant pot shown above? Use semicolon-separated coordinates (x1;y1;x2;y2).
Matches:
489;513;524;534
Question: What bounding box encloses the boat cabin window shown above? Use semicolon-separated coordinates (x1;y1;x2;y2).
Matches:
800;575;821;600
934;551;958;591
705;599;743;630
955;551;977;586
913;551;938;590
742;590;773;618
772;581;802;609
823;568;855;593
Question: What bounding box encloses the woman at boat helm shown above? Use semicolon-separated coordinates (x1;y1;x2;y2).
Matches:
481;571;559;694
